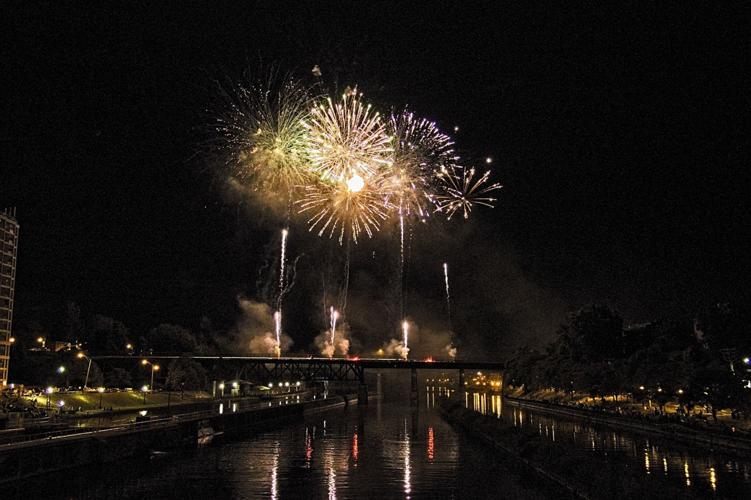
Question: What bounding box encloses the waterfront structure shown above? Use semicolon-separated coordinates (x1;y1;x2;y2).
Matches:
0;208;19;386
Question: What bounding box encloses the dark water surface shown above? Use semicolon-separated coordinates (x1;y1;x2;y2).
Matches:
463;389;751;499
7;396;551;499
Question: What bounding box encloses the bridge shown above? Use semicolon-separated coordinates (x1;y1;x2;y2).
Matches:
93;356;505;405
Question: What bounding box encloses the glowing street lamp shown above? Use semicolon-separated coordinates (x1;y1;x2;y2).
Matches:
97;386;105;409
37;337;46;348
45;386;53;410
141;359;159;390
77;352;93;392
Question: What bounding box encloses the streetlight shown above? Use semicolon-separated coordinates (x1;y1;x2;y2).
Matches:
45;386;53;411
218;382;225;398
141;384;149;404
37;336;46;348
57;365;66;374
77;352;93;392
141;360;160;391
8;337;15;344
97;386;105;409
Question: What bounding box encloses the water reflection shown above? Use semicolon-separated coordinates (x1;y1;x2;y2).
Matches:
465;390;751;497
270;441;279;500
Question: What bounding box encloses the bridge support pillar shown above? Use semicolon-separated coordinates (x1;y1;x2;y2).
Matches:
358;383;368;405
410;368;418;407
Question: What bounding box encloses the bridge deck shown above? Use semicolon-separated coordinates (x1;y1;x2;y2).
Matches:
92;355;504;371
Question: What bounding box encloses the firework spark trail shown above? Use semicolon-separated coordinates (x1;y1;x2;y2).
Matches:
278;228;288;301
340;239;351;313
273;310;282;358
443;262;452;329
402;320;409;360
329;306;339;358
433;166;502;220
399;207;405;318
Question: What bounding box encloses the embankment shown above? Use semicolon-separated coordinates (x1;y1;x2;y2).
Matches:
506;396;751;456
0;394;353;484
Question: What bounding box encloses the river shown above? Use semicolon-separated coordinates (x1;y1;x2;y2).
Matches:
5;391;552;499
462;388;751;498
7;386;751;498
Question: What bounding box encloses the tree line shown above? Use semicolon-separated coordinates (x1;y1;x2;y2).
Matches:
504;303;751;420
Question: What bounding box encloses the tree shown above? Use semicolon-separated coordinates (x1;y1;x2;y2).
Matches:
104;368;132;388
83;315;131;354
146;324;198;354
165;358;207;390
558;304;624;363
62;301;83;344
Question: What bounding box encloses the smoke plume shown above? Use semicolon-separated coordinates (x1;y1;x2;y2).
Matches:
233;296;293;355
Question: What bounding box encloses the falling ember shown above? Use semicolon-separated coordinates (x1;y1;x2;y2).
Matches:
443;262;452;327
402;320;409;359
329;306;339;358
274;310;282;358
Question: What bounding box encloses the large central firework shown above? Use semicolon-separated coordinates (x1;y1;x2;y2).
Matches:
297;170;389;244
302;88;393;183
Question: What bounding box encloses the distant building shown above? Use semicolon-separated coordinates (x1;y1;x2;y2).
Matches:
0;208;19;386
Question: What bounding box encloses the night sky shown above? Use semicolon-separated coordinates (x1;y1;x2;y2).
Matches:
3;3;750;356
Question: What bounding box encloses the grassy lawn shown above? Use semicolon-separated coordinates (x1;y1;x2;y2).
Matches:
24;391;212;413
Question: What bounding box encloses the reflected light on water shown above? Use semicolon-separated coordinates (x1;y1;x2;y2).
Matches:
271;441;279;500
684;461;691;487
352;432;359;463
404;418;412;498
328;466;337;500
427;426;435;462
305;427;314;466
710;466;717;492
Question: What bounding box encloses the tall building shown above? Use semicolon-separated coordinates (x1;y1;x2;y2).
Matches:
0;208;19;386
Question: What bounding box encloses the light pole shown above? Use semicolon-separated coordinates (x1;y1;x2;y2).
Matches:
141;359;160;391
97;386;105;409
45;386;53;411
77;352;93;392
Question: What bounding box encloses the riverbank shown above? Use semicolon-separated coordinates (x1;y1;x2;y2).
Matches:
506;395;751;457
439;397;703;499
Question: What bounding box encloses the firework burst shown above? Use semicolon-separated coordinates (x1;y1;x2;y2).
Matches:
216;76;315;198
302;88;393;182
297;172;389;245
433;165;502;220
386;110;456;220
